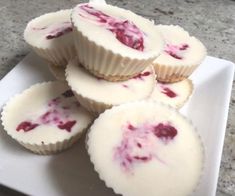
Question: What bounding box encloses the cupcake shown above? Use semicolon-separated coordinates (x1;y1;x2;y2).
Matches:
24;9;75;67
87;101;204;196
1;81;93;155
66;58;155;114
153;25;207;83
71;2;164;81
49;64;66;81
148;79;193;109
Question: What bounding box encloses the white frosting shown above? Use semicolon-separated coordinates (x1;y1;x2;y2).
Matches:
24;10;74;49
154;25;207;66
149;79;193;108
71;3;164;59
66;58;155;105
87;101;204;196
1;81;93;144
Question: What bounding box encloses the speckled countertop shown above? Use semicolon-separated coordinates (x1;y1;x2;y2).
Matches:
0;0;235;195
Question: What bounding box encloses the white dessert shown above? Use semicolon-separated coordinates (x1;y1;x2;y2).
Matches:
153;25;206;82
154;25;206;66
87;101;204;196
24;9;73;48
72;3;163;58
24;10;76;66
149;79;193;109
1;81;93;154
66;58;155;114
71;3;164;80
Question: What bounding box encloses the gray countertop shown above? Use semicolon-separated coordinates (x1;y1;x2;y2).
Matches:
0;0;235;195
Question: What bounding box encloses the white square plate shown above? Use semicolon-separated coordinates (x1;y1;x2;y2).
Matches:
0;53;234;196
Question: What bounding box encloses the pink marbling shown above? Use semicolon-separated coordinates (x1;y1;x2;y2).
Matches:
78;4;144;51
114;122;177;172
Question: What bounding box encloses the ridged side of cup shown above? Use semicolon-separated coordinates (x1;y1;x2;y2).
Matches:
72;27;156;81
73;91;111;115
154;63;198;83
30;44;76;67
18;129;84;155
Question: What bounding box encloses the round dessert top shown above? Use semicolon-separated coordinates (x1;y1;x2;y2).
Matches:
24;9;73;49
1;81;93;144
149;79;193;109
71;3;164;59
154;25;207;66
66;58;155;105
87;101;204;196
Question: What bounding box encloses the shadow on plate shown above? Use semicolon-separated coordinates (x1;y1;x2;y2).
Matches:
48;134;118;196
0;123;30;156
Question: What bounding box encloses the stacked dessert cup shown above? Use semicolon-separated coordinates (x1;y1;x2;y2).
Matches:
149;24;207;109
1;1;207;196
66;2;164;115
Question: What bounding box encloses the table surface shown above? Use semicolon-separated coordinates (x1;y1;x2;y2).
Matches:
0;0;235;195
